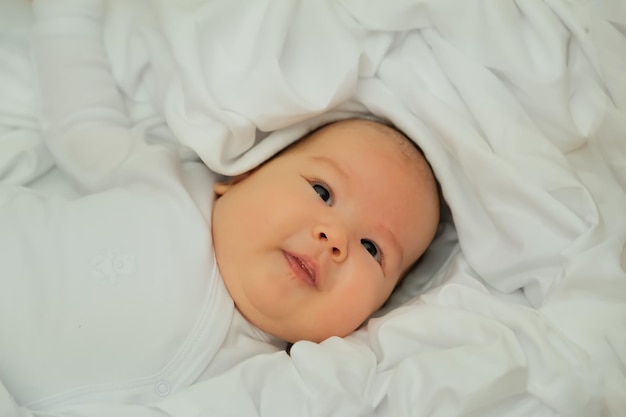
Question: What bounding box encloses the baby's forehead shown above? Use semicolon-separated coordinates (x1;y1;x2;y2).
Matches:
329;120;428;168
287;119;433;185
360;121;426;162
301;119;402;151
305;120;432;183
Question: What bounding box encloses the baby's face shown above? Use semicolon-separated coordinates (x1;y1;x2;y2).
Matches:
212;120;440;343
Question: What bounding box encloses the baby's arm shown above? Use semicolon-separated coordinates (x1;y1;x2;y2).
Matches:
31;0;138;190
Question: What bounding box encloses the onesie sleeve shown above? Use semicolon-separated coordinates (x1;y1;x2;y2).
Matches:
30;0;144;190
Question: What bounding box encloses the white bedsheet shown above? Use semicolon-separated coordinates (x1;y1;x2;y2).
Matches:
1;0;625;416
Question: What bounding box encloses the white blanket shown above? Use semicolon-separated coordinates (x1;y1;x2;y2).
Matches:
1;0;625;416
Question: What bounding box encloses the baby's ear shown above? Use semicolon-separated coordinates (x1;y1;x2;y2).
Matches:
213;171;252;196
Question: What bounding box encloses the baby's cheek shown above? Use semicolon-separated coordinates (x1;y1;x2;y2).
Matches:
339;293;379;327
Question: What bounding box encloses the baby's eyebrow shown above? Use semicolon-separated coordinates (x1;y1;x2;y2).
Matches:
311;156;349;181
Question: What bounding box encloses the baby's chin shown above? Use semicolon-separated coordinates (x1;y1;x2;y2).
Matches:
258;316;364;345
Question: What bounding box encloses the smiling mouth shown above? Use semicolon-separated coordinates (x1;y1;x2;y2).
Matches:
283;251;317;288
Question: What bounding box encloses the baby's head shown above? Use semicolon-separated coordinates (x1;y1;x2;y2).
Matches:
212;118;440;343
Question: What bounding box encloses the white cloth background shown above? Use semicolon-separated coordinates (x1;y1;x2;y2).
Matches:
1;0;625;416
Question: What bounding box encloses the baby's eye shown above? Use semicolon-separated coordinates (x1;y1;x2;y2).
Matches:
312;183;332;206
361;239;382;263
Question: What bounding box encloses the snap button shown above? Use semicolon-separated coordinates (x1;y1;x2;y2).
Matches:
155;380;171;397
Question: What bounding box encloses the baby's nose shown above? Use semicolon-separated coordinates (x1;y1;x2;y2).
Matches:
315;225;348;262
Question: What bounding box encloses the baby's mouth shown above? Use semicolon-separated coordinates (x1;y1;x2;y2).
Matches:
283;251;318;288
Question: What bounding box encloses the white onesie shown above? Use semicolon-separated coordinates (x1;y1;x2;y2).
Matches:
0;0;280;409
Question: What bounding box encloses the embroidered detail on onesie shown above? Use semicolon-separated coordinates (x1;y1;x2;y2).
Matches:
91;251;136;284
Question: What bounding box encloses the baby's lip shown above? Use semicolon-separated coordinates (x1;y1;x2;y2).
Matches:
283;251;318;288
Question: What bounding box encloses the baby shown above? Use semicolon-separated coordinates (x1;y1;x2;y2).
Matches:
213;119;440;344
0;0;439;408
